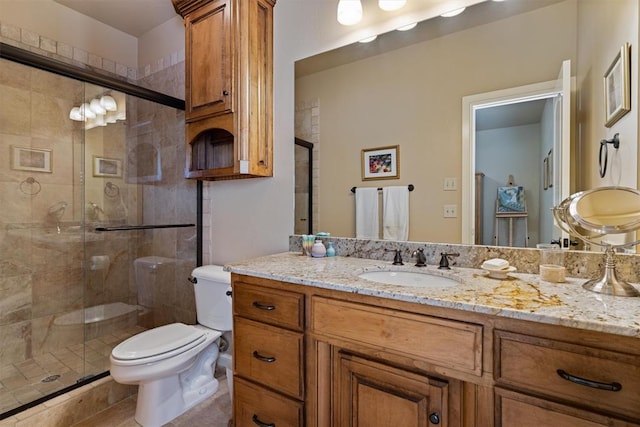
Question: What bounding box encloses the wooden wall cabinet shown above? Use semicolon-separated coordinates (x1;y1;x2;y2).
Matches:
172;0;275;180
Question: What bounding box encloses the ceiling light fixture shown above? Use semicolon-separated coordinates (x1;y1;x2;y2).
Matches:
396;22;417;31
441;7;466;17
337;0;363;26
378;0;406;12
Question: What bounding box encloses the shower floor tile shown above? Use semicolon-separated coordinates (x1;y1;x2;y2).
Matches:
0;325;146;415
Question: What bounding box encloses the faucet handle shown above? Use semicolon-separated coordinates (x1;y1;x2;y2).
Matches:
438;252;460;270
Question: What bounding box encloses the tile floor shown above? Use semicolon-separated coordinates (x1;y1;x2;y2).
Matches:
71;375;232;427
0;325;145;415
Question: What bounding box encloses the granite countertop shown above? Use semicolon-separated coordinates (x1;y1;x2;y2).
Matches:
225;252;640;338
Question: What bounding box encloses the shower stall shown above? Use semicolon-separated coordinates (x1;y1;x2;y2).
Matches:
0;44;198;417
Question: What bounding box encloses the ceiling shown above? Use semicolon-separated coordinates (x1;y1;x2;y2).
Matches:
53;0;179;37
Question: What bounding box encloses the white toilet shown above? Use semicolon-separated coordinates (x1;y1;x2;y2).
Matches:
110;265;233;427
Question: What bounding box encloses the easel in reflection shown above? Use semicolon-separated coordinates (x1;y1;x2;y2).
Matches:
494;175;529;247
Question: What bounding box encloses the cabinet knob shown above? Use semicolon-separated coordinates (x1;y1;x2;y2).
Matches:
429;412;440;424
223;90;230;96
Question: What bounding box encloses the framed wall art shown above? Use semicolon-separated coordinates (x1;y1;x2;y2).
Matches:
93;156;122;178
604;42;631;127
362;145;399;180
11;146;52;173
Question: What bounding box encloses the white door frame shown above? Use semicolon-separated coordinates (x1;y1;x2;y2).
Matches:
461;80;561;245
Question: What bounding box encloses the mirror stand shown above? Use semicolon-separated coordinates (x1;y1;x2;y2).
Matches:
582;246;640;297
553;187;640;298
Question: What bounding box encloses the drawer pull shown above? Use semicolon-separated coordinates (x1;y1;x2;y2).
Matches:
253;350;276;363
556;369;622;392
429;412;441;424
252;414;275;427
252;301;276;311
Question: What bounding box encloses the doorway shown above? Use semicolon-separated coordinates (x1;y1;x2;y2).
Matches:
462;60;571;247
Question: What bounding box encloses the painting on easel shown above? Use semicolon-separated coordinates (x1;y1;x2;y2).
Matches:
497;185;525;213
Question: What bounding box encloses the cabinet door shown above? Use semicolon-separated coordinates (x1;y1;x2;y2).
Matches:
185;0;232;121
334;350;447;427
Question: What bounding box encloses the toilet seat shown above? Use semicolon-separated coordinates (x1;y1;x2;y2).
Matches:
111;323;207;366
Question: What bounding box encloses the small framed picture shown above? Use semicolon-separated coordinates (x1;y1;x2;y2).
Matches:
604;43;631;128
93;156;122;178
362;145;399;181
11;146;52;173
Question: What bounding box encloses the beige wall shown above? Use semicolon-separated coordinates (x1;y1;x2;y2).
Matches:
296;1;578;242
576;0;638;191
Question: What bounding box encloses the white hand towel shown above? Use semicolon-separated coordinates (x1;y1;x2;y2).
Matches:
383;186;409;240
355;188;379;239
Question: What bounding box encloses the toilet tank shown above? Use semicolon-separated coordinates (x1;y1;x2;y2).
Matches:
191;265;232;331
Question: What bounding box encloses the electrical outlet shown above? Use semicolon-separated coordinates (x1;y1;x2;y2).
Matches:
444;177;457;191
443;204;457;218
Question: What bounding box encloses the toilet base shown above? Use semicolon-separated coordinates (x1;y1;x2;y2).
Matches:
134;342;220;427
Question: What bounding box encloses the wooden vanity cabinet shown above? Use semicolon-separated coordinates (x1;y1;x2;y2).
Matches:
231;273;640;426
172;0;274;180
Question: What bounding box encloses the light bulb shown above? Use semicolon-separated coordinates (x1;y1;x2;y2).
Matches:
378;0;406;11
90;98;106;115
441;7;466;17
100;95;117;111
337;0;363;26
396;22;417;31
359;35;378;43
80;103;96;119
69;107;83;121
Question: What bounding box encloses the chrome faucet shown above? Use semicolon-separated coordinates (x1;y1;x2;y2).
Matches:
412;248;426;267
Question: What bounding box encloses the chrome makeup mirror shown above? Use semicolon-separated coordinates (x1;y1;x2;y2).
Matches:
553;187;640;297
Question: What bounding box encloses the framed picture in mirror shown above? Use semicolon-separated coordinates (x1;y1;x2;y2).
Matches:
93;156;122;178
11;146;52;173
604;43;630;128
362;145;399;181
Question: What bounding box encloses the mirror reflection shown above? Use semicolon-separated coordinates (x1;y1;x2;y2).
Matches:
295;0;638;247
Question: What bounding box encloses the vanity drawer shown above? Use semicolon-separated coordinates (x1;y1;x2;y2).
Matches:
234;317;304;399
311;296;483;376
495;330;640;420
234;377;304;427
233;281;304;331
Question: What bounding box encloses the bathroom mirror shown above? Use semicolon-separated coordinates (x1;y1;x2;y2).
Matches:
295;0;637;245
553;186;640;296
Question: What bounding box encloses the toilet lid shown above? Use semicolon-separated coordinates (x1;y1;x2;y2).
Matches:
112;323;205;361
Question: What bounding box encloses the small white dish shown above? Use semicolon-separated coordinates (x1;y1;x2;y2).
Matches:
481;265;516;279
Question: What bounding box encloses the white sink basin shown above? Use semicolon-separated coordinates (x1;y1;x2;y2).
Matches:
358;271;459;288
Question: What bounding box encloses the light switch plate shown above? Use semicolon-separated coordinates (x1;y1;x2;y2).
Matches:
444;177;457;191
443;204;457;218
